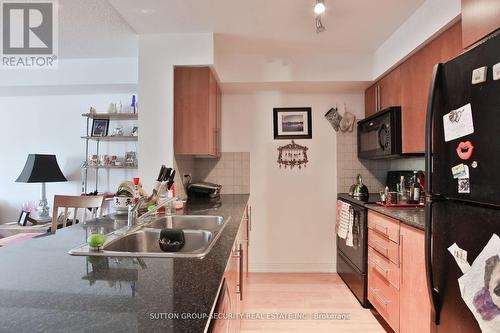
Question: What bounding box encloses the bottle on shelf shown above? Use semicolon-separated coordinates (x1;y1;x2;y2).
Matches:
131;95;137;114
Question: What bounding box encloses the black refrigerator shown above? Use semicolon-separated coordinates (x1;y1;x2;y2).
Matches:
425;31;500;332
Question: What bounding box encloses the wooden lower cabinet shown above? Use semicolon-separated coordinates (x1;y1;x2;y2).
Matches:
211;279;233;333
399;224;432;333
210;206;249;333
367;210;431;333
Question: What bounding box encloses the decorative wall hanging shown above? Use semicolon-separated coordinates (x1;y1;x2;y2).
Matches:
277;140;309;169
273;107;312;139
324;104;356;133
339;104;356;133
325;106;342;131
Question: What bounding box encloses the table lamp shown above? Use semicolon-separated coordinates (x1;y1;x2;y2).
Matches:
16;154;67;222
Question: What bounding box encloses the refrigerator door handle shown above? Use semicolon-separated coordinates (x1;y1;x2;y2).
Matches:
425;200;441;325
425;63;443;326
425;63;443;195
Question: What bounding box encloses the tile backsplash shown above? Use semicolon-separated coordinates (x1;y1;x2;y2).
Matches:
336;129;388;193
193;152;250;195
336;124;426;194
390;157;425;171
174;152;250;198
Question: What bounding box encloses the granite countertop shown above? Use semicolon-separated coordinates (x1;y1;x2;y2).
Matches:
0;194;249;333
365;204;425;230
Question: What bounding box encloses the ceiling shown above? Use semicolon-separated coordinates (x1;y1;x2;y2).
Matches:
108;0;425;53
58;0;137;58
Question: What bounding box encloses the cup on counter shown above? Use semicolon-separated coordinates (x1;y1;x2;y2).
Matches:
379;191;387;203
398;189;410;204
386;192;398;204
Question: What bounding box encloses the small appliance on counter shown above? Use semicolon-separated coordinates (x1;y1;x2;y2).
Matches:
348;174;369;200
187;182;222;202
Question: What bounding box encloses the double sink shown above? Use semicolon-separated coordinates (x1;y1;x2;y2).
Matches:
69;215;228;259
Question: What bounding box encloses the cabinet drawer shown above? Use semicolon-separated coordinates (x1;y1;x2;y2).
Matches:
368;211;400;243
368;229;399;265
368;246;400;290
368;265;400;333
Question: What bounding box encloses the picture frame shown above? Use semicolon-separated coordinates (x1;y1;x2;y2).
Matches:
18;211;30;226
273;107;312;139
91;119;109;137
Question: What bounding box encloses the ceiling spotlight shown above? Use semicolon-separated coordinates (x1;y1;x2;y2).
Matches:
316;16;326;33
314;0;326;15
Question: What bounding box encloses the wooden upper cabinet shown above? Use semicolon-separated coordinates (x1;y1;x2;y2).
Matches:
365;84;378;117
399;224;432;333
379;67;401;110
364;68;401;118
462;0;500;48
400;22;462;154
174;66;221;157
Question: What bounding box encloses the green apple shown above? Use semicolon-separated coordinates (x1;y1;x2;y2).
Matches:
87;234;106;248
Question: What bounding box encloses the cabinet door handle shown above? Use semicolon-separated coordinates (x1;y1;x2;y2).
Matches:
248;206;252;232
238;244;243;301
400;233;404;284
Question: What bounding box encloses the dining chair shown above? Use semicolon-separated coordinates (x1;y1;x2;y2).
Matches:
51;195;105;233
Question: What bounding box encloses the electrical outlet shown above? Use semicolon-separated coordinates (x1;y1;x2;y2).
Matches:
183;173;192;185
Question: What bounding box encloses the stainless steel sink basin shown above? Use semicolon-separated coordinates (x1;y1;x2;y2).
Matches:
103;229;213;255
146;215;224;230
68;215;229;259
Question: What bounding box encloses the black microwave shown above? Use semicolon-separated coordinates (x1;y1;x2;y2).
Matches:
357;106;402;159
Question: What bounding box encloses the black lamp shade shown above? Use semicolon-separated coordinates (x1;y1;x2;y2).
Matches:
16;154;67;183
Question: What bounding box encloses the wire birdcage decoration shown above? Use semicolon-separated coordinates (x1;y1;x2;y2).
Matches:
277;140;309;169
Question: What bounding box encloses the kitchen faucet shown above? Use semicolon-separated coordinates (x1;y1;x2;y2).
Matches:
128;181;176;227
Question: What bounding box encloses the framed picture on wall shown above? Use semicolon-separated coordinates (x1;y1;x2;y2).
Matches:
273;107;312;139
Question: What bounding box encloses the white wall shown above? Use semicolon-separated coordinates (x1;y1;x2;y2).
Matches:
0;0;138;223
0;93;137;222
138;33;214;191
222;92;364;272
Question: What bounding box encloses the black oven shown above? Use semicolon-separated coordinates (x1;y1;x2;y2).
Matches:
357;106;401;159
336;197;369;308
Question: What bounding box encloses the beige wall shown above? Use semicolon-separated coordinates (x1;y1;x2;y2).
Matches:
222;91;364;272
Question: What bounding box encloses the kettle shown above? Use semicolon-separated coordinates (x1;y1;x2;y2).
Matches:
349;174;369;199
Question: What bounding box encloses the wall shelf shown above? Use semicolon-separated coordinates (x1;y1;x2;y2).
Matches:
88;165;138;170
82;113;138;120
82;111;138;194
81;136;138;142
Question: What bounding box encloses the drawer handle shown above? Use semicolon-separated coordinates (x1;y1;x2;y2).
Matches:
371;259;389;277
371;258;398;289
373;223;389;236
371;239;389;256
371;288;390;308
